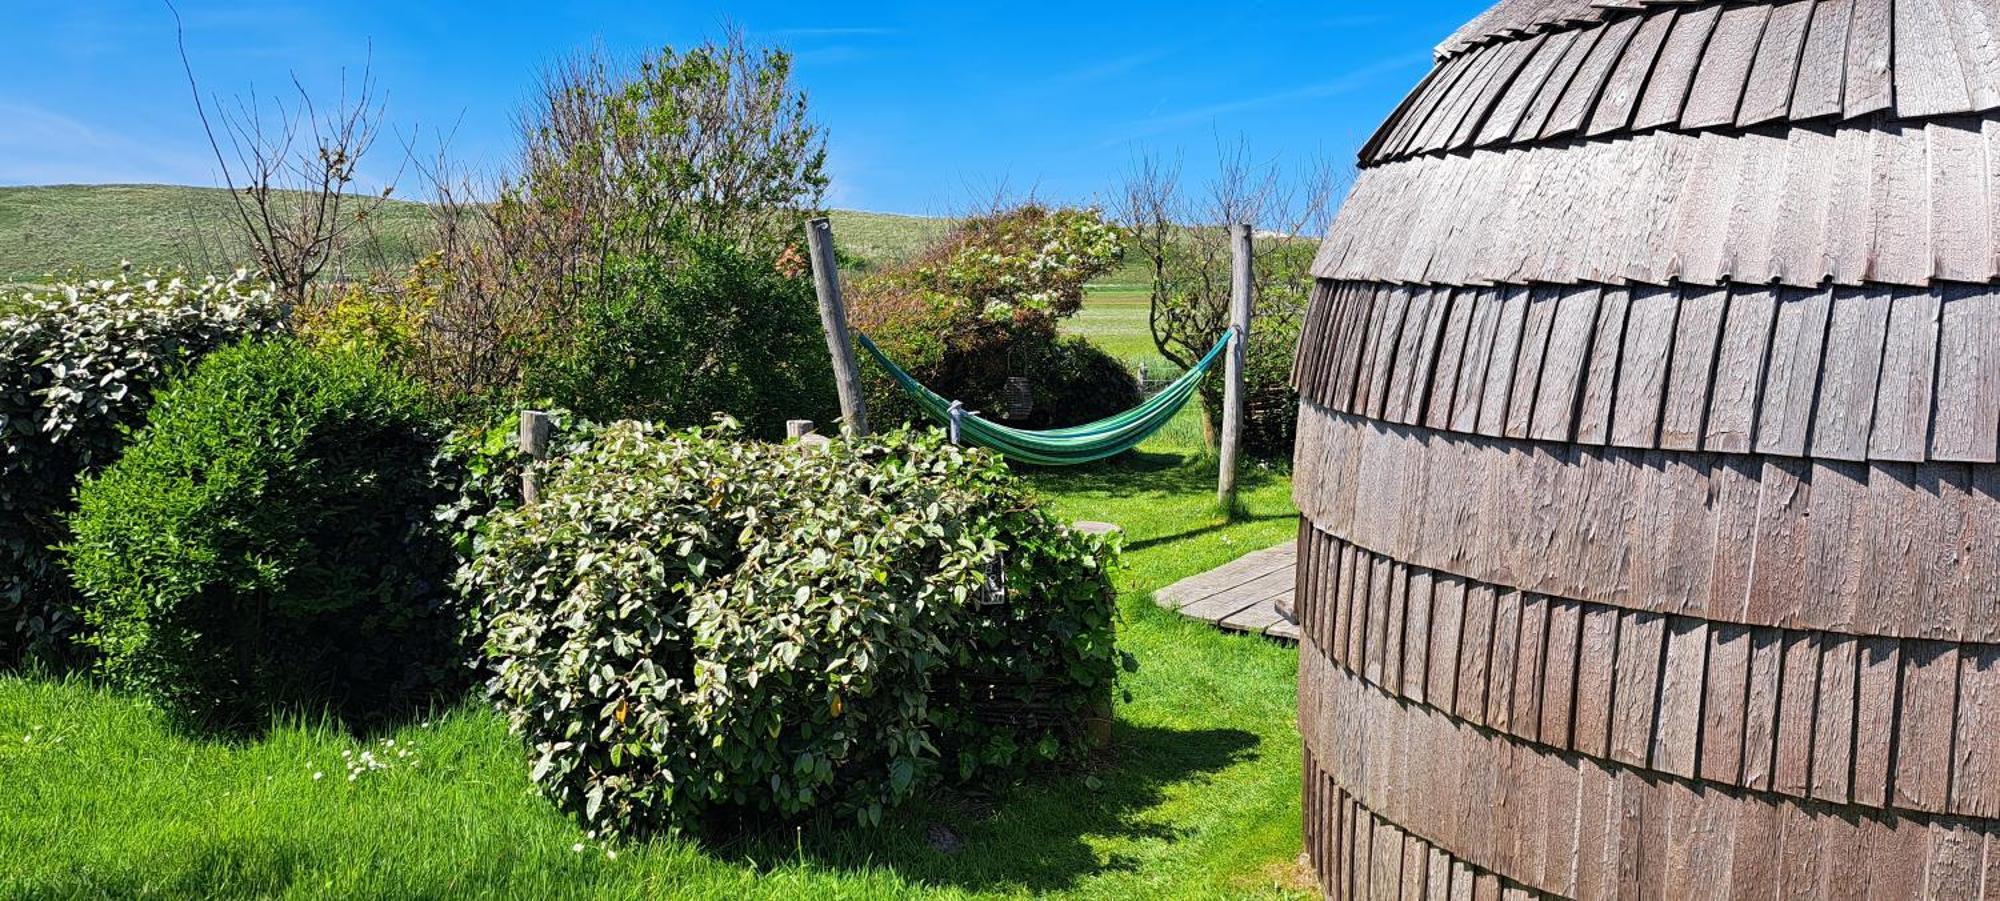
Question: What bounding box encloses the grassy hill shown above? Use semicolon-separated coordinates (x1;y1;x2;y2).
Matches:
0;185;957;283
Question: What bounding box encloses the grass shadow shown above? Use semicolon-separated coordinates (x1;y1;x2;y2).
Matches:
714;721;1260;894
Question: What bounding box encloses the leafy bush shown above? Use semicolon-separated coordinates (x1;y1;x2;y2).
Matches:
519;236;836;438
853;205;1135;434
412;34;828;404
64;339;466;729
0;269;282;662
471;422;1125;835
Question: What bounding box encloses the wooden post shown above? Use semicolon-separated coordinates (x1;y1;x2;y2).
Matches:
786;419;815;439
1217;224;1253;512
519;410;551;506
806;217;869;438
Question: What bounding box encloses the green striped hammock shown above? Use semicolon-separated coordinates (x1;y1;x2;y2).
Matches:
856;331;1234;466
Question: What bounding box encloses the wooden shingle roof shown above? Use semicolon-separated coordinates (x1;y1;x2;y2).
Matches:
1376;0;2000;166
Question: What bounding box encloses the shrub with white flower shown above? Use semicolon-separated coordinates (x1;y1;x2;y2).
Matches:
0;268;282;661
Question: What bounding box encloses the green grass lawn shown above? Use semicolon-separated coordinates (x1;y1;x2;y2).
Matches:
0;279;1305;898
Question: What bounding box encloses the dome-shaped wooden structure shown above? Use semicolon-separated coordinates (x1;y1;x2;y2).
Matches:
1293;1;2000;896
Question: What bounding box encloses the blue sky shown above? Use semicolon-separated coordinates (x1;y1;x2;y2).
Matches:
0;1;1487;215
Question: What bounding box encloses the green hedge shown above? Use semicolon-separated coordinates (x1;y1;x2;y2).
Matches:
64;339;466;730
0;270;282;663
470;421;1127;835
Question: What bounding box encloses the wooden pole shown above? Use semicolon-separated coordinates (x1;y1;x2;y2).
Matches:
1218;223;1253;512
806;217;869;438
519;410;552;506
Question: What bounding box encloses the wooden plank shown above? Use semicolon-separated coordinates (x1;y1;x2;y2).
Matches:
1700;623;1752;784
1365;287;1414;420
1477;288;1532;438
1756;287;1834;457
1790;0;1855;119
1505;288;1561;439
1610;610;1667;768
1659;287;1729;451
1706;287;1778;453
1952;644;2000;817
1408;287;1457;427
1451;36;1548;150
1610;286;1680;447
1540;598;1582;750
1893;641;1957;813
1511;594;1550;740
1479;28;1583;146
1681;3;1773;129
1588;9;1677;136
1429;576;1467;718
1739;0;1814;125
1512;25;1607;142
1810;287;1891;460
1843;0;1894;116
1773;630;1822;797
1771;124;1839;285
1366;555;1393;686
1634;5;1723;130
1453;289;1504;433
1739;627;1785;792
1931;284;2000;461
1896;0;1977;117
1382;561;1409;690
1543;16;1640;139
1385;289;1435;424
1652;616;1709;777
1810;634;1859;803
1427;289;1475;432
1407;47;1507;159
1403;570;1435;704
1458;583;1498;726
1487;589;1525;731
1867;288;1941;461
1927;119;1994;284
1851;637;1900;807
1530;286;1600;442
1573;603;1618;758
1574;286;1629;445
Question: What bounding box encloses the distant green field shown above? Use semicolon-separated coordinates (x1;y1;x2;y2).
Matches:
0;185;959;282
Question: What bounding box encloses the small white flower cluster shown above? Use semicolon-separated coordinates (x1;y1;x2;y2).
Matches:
570;830;619;860
339;737;419;782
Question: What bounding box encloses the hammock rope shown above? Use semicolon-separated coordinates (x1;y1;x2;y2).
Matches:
856;330;1235;466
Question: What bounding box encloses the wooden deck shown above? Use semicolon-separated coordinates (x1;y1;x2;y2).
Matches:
1153;542;1299;641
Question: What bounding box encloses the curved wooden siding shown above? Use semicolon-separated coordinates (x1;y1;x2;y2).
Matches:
1297;0;2000;896
1322;118;2000;290
1293;281;2000;464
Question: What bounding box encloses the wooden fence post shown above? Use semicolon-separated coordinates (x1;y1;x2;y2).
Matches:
806;217;869;438
1218;223;1254;512
519;410;551;506
786;419;815;439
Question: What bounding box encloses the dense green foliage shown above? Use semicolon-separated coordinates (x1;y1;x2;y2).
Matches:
0;270;282;662
63;340;465;730
854;205;1140;433
405;37;836;417
469;422;1125;836
0;437;1306;898
519;237;836;436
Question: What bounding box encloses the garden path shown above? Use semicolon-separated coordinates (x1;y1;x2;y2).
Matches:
1152;541;1298;641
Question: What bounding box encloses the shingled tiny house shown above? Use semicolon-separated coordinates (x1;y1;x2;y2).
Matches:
1292;0;2000;897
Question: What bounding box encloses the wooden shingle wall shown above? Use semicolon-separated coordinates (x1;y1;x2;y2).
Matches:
1322;118;2000;289
1296;0;2000;897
